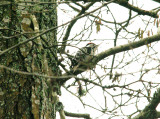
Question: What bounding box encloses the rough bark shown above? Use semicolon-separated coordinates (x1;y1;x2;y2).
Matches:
0;0;63;119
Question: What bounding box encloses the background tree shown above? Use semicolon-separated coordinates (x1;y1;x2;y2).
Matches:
0;0;160;119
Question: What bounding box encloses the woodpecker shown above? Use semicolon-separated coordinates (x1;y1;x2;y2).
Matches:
70;42;99;72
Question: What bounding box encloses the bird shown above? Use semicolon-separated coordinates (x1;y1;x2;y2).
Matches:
70;42;99;72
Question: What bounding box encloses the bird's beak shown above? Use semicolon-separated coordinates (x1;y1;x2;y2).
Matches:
94;43;101;51
96;42;102;47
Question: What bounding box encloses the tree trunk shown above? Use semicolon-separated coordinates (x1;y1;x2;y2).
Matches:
0;0;62;118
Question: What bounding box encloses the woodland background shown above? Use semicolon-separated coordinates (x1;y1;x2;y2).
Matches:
0;0;160;119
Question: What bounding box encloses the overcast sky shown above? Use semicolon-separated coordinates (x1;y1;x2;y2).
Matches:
57;1;160;119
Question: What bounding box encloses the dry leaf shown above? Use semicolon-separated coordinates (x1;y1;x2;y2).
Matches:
141;30;144;39
154;18;156;26
95;17;101;33
147;30;150;37
151;29;153;35
138;28;141;39
157;19;159;28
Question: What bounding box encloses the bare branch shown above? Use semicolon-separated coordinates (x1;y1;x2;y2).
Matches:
114;0;159;18
0;65;75;79
65;0;159;18
132;88;160;119
60;2;95;53
0;0;114;57
61;33;160;83
152;0;160;3
94;33;160;64
64;111;91;119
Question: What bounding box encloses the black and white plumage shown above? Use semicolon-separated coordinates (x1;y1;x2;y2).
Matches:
70;43;99;72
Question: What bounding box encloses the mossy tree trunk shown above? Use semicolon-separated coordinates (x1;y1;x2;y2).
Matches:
0;0;62;119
